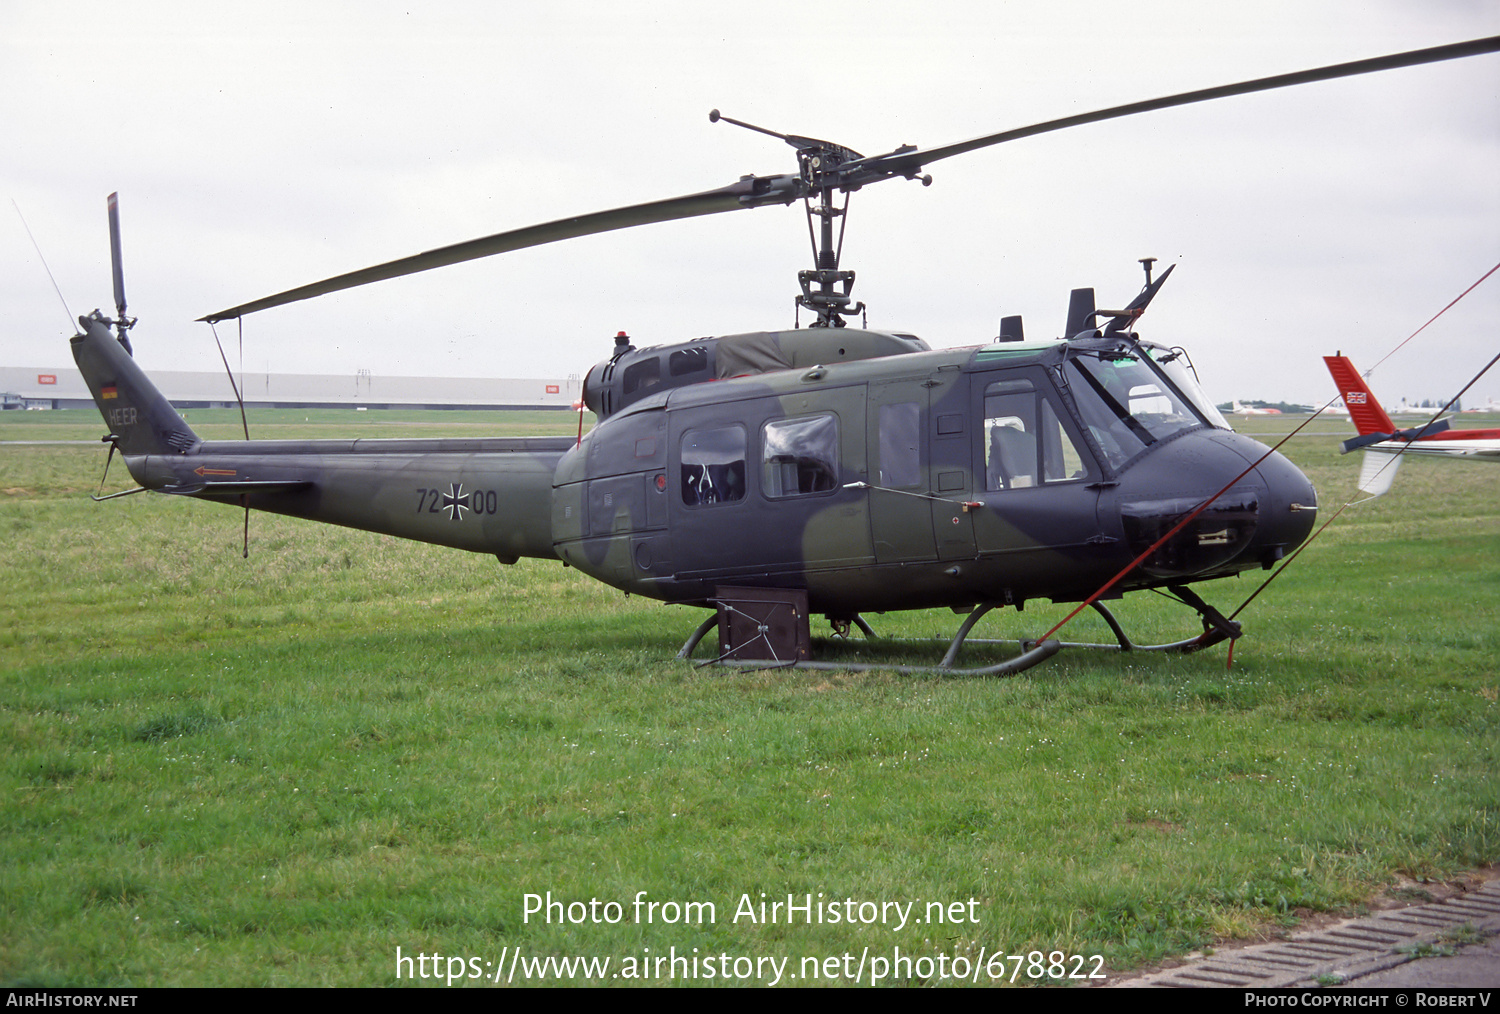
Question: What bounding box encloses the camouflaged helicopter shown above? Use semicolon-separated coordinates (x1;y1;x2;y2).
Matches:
70;36;1499;674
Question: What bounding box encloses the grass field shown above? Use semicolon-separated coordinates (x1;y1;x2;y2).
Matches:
2;408;1496;987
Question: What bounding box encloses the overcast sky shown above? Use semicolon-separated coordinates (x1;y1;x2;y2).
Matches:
4;0;1497;407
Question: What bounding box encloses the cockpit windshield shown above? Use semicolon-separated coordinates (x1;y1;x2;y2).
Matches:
1064;347;1208;471
1144;345;1232;430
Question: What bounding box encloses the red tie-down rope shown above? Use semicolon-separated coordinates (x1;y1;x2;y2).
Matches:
1033;262;1500;667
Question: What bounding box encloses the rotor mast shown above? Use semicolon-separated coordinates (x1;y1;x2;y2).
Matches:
711;109;930;327
798;180;860;328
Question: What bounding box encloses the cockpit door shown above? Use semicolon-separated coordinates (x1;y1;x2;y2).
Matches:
866;369;976;563
970;368;1105;592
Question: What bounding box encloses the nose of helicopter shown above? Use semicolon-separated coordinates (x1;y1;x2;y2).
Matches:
1112;430;1317;580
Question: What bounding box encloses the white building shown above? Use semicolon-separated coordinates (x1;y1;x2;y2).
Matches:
0;366;579;411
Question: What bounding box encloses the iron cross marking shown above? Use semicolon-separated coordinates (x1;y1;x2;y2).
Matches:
442;483;471;521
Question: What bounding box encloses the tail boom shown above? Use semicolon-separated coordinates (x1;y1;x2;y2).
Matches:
73;312;568;562
135;438;571;561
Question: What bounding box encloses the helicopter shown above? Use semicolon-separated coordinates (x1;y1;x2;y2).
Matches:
69;36;1499;675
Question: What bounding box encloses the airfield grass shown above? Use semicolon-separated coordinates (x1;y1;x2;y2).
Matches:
1;410;1496;987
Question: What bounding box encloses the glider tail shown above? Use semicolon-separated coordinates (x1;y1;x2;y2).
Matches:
1323;355;1396;437
1324;355;1407;498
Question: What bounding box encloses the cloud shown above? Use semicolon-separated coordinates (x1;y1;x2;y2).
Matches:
4;0;1497;405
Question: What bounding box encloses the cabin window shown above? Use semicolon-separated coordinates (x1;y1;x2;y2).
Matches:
681;425;747;505
983;379;1089;491
669;347;709;377
762;414;839;498
877;402;921;488
624;357;661;395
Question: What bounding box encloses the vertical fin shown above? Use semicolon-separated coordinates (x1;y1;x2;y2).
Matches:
1324;355;1397;436
70;314;198;456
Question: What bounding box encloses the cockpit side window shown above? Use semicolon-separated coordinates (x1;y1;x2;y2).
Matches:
983;378;1090;491
681;424;747;506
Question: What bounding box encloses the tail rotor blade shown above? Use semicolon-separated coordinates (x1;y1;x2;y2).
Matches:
107;192;127;320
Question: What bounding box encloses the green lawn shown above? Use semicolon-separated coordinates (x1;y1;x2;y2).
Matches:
2;410;1495;986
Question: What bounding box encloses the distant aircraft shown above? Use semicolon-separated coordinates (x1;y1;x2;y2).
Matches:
1391;400;1444;418
1323;354;1500;497
1231;400;1282;416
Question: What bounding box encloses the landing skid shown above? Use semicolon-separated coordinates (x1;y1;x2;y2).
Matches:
676;584;1239;677
676;611;1061;676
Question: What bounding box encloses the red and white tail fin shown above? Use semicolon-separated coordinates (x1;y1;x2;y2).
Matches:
1323;356;1396;437
1324;356;1405;498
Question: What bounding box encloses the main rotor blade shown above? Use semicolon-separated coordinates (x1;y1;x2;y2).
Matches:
201;35;1498;323
201;178;790;322
853;35;1500;182
107;192;127;319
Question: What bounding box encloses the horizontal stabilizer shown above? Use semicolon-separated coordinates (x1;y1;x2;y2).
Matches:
1340;416;1452;453
1397;417;1451;440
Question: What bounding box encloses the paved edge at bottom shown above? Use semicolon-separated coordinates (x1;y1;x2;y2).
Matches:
1111;880;1500;988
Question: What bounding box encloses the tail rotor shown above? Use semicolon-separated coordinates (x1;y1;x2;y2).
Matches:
106;192;136;354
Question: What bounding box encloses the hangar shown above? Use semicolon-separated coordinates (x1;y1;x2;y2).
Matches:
0;366;578;412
